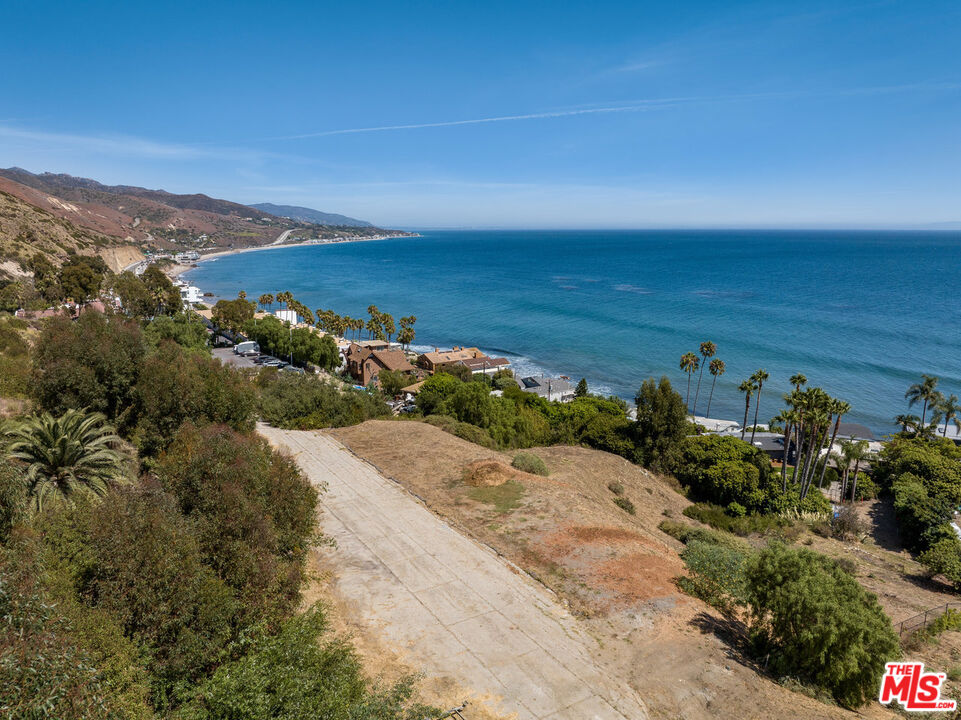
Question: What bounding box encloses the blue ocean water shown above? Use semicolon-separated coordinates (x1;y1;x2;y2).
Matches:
185;230;961;434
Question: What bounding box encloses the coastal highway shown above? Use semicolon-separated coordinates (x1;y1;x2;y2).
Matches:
261;425;650;720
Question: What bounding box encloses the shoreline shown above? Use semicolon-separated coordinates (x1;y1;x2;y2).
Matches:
190;233;418;266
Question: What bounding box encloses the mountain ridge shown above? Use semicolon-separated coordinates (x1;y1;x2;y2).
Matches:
249;202;372;227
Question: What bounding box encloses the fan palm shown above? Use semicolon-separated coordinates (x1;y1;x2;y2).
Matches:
705;358;725;418
679;352;699;410
4;409;126;511
905;374;940;427
692;341;716;416
789;373;808;391
749;369;770;444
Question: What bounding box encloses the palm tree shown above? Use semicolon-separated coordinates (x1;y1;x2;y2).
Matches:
836;439;870;502
382;313;396;345
692;341;716;416
705;358;725;418
816;398;850;490
257;293;272;312
749;369;770;444
4;409;126;511
905;374;940;427
934;394;961;438
739;380;755;440
894;413;921;435
680;352;699;410
790;373;808;391
773;408;798;491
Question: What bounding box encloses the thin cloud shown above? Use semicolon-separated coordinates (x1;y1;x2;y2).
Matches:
266;81;959;142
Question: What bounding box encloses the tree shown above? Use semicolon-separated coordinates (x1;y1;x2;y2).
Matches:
211;298;255;334
59;256;106;303
257;293;272;312
789;373;807;391
634;376;687;470
679;352;699;410
906;374;940;428
837;438;870;502
745;543;899;708
934;393;961;438
705;358;725;418
32;311;146;421
376;369;414;396
816;398;850;490
575;378;588;397
4;409;126;511
692;341;716;416
144;313;209;353
398;315;417;349
107;272;156;318
381;313;396;345
27;252;61;301
142;265;182;315
738;380;755;440
749;369;769;444
895;413;921;435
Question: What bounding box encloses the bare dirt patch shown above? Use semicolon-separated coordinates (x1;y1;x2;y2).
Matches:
463;459;516;487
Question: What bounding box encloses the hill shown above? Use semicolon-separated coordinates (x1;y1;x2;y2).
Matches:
249;202;372;227
0;169;409;275
0;188;144;280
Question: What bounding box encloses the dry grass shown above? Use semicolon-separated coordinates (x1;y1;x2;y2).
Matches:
326;420;914;719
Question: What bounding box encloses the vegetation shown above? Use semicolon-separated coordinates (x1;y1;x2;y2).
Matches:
256;370;390;429
241;315;339;371
4;409;126;511
511;451;549;476
468;480;525;513
612;496;636;514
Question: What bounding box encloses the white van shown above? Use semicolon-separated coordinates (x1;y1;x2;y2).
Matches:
233;340;260;355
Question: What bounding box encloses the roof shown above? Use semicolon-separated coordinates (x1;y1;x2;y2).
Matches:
519;376;574;394
400;380;426;394
370;349;415;373
459;356;510;371
419;347;484;365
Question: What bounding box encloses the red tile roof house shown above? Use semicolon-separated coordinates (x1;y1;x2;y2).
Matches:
345;343;416;386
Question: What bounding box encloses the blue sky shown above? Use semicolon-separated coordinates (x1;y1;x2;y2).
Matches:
1;0;959;228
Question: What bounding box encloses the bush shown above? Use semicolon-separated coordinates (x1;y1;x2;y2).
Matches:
672;435;775;513
40;485;239;708
683;503;789;537
32;311;146;421
608;481;625;495
831;504;865;540
144;313;209;353
659;519;748;550
178;607;433;720
131;341;256;456
156;424;319;627
745;543;900;707
678;539;749;614
258;371;390;429
511;452;549;476
852;472;877;500
613;496;636;514
919;537;961;589
0;459;25;543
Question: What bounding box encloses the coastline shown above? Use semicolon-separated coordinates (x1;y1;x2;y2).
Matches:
191;233;418;266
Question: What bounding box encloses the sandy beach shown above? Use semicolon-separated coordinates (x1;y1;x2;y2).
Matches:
192;233;417;265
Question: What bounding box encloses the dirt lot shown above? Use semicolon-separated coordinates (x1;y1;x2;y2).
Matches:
329;420;938;719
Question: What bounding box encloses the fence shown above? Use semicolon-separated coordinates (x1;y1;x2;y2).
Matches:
896;602;961;637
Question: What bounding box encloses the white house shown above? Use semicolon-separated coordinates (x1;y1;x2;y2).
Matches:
179;285;203;305
275;309;298;324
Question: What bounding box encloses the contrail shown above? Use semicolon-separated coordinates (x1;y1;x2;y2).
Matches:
268;101;679;140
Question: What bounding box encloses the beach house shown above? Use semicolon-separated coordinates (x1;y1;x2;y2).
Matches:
345;343;416;386
417;346;510;376
517;376;575;403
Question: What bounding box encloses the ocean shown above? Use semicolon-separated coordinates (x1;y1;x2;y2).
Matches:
184;230;961;434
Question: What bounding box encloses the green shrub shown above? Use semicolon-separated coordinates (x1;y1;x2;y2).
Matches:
746;543;900;708
258;372;390;429
727;501;746;517
678;539;749;613
919;537;961;589
658;519;748;550
683;503;789;537
613;496;636;515
511;452;549;476
468;480;525;513
608;481;625;495
177;607;433;720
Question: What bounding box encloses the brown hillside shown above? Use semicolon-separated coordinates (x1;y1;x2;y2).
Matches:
328;419;902;720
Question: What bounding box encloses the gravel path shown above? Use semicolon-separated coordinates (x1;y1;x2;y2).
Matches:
260;426;649;720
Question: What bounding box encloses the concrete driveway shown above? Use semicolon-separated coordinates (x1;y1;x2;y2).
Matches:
260;426;648;720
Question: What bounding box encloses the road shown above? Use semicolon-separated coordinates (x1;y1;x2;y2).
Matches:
260;426;649;720
271;229;294;245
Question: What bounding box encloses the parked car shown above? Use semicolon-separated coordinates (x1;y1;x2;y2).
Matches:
233;340;260;354
254;355;275;365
